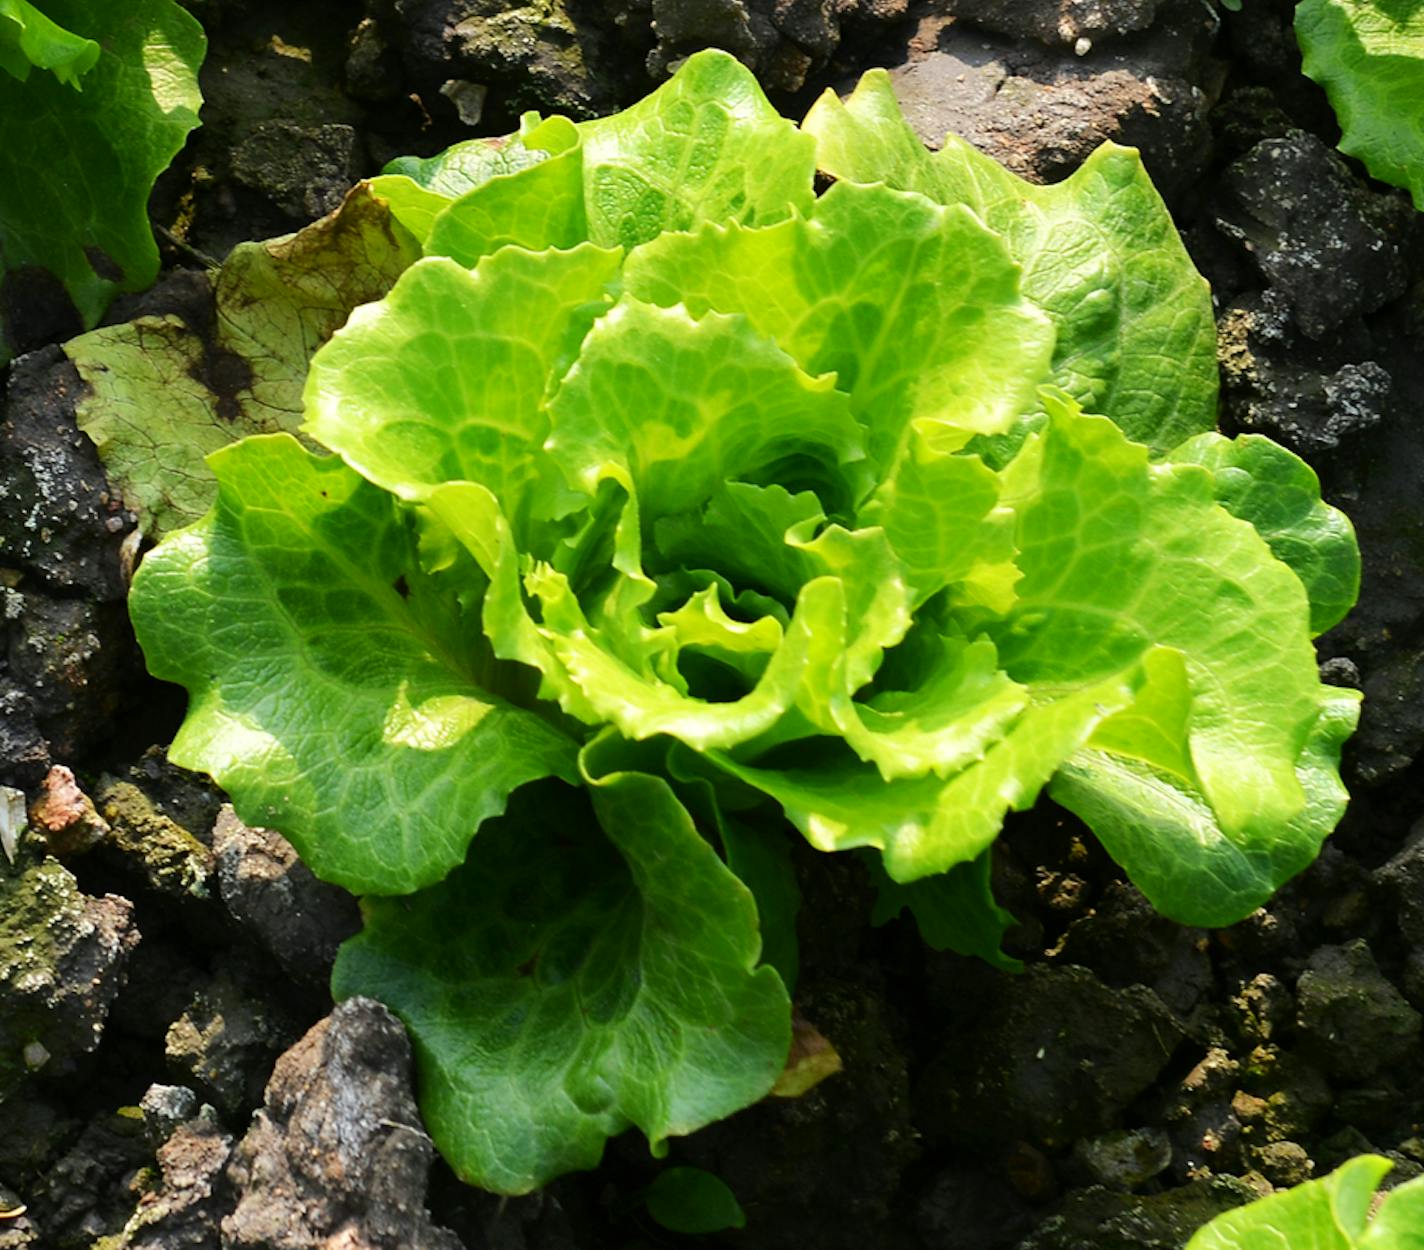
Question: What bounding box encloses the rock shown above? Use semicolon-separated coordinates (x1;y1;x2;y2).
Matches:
1071;1128;1173;1190
137;1086;200;1150
1245;1140;1313;1188
1252;1052;1332;1142
1053;882;1212;1024
231;122;363;222
0;1094;75;1185
0;346;134;600
918;964;1184;1149
345;17;403;101
24;1111;151;1249
1295;941;1422;1081
164;966;300;1120
1376;819;1424;947
948;0;1165;46
1216;292;1391;453
26;766;109;859
1215;130;1412;340
0;844;138;1100
879;1;1213;197
0;346;140;788
399;0;621;122
1229;973;1293;1047
5;593;138;767
1016;1175;1260;1250
1352;646;1424;784
212;806;360;988
116;1114;233;1250
94;777;214;904
913;1161;1034;1250
1158;1048;1242;1178
221;998;461;1250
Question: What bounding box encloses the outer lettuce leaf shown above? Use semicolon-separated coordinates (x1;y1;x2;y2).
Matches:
1185;1155;1424;1249
0;0;98;87
802;70;1217;454
865;850;1022;972
1053;683;1360;927
424;116;588;265
988;395;1324;844
68;186;421;538
576;47;815;247
378;48;815;265
331;771;790;1195
0;0;204;360
128;435;578;896
1171;432;1361;636
1297;0;1424;210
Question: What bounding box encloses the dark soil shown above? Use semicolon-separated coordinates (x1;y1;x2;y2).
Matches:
3;0;1423;1247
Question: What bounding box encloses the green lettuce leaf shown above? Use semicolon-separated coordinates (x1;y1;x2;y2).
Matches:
1297;0;1424;210
802;70;1218;455
624;180;1055;466
865;849;1021;971
0;0;98;87
68;185;421;537
331;770;790;1194
377;47;816;264
128;434;578;896
1169;432;1361;636
1186;1155;1424;1249
0;0;204;361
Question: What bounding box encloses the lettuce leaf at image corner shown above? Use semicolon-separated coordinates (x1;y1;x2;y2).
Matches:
0;0;99;87
1297;0;1424;210
1186;1155;1424;1249
0;0;204;362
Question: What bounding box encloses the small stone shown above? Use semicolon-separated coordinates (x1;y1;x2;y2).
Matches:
0;789;23;864
1072;1128;1173;1190
1247;1140;1313;1188
138;1085;200;1150
220;999;461;1249
1296;940;1421;1080
164;968;298;1118
27;766;109;859
212;807;360;988
439;78;487;125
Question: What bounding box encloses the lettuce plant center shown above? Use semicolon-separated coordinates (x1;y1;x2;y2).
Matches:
128;49;1361;1194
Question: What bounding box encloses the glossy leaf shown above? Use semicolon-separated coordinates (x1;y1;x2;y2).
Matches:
803;70;1218;454
0;0;204;360
332;774;789;1194
1187;1155;1424;1249
1297;0;1424;210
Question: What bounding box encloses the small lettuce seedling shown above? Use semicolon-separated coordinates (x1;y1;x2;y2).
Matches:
129;51;1360;1193
0;0;204;362
1187;1155;1424;1249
